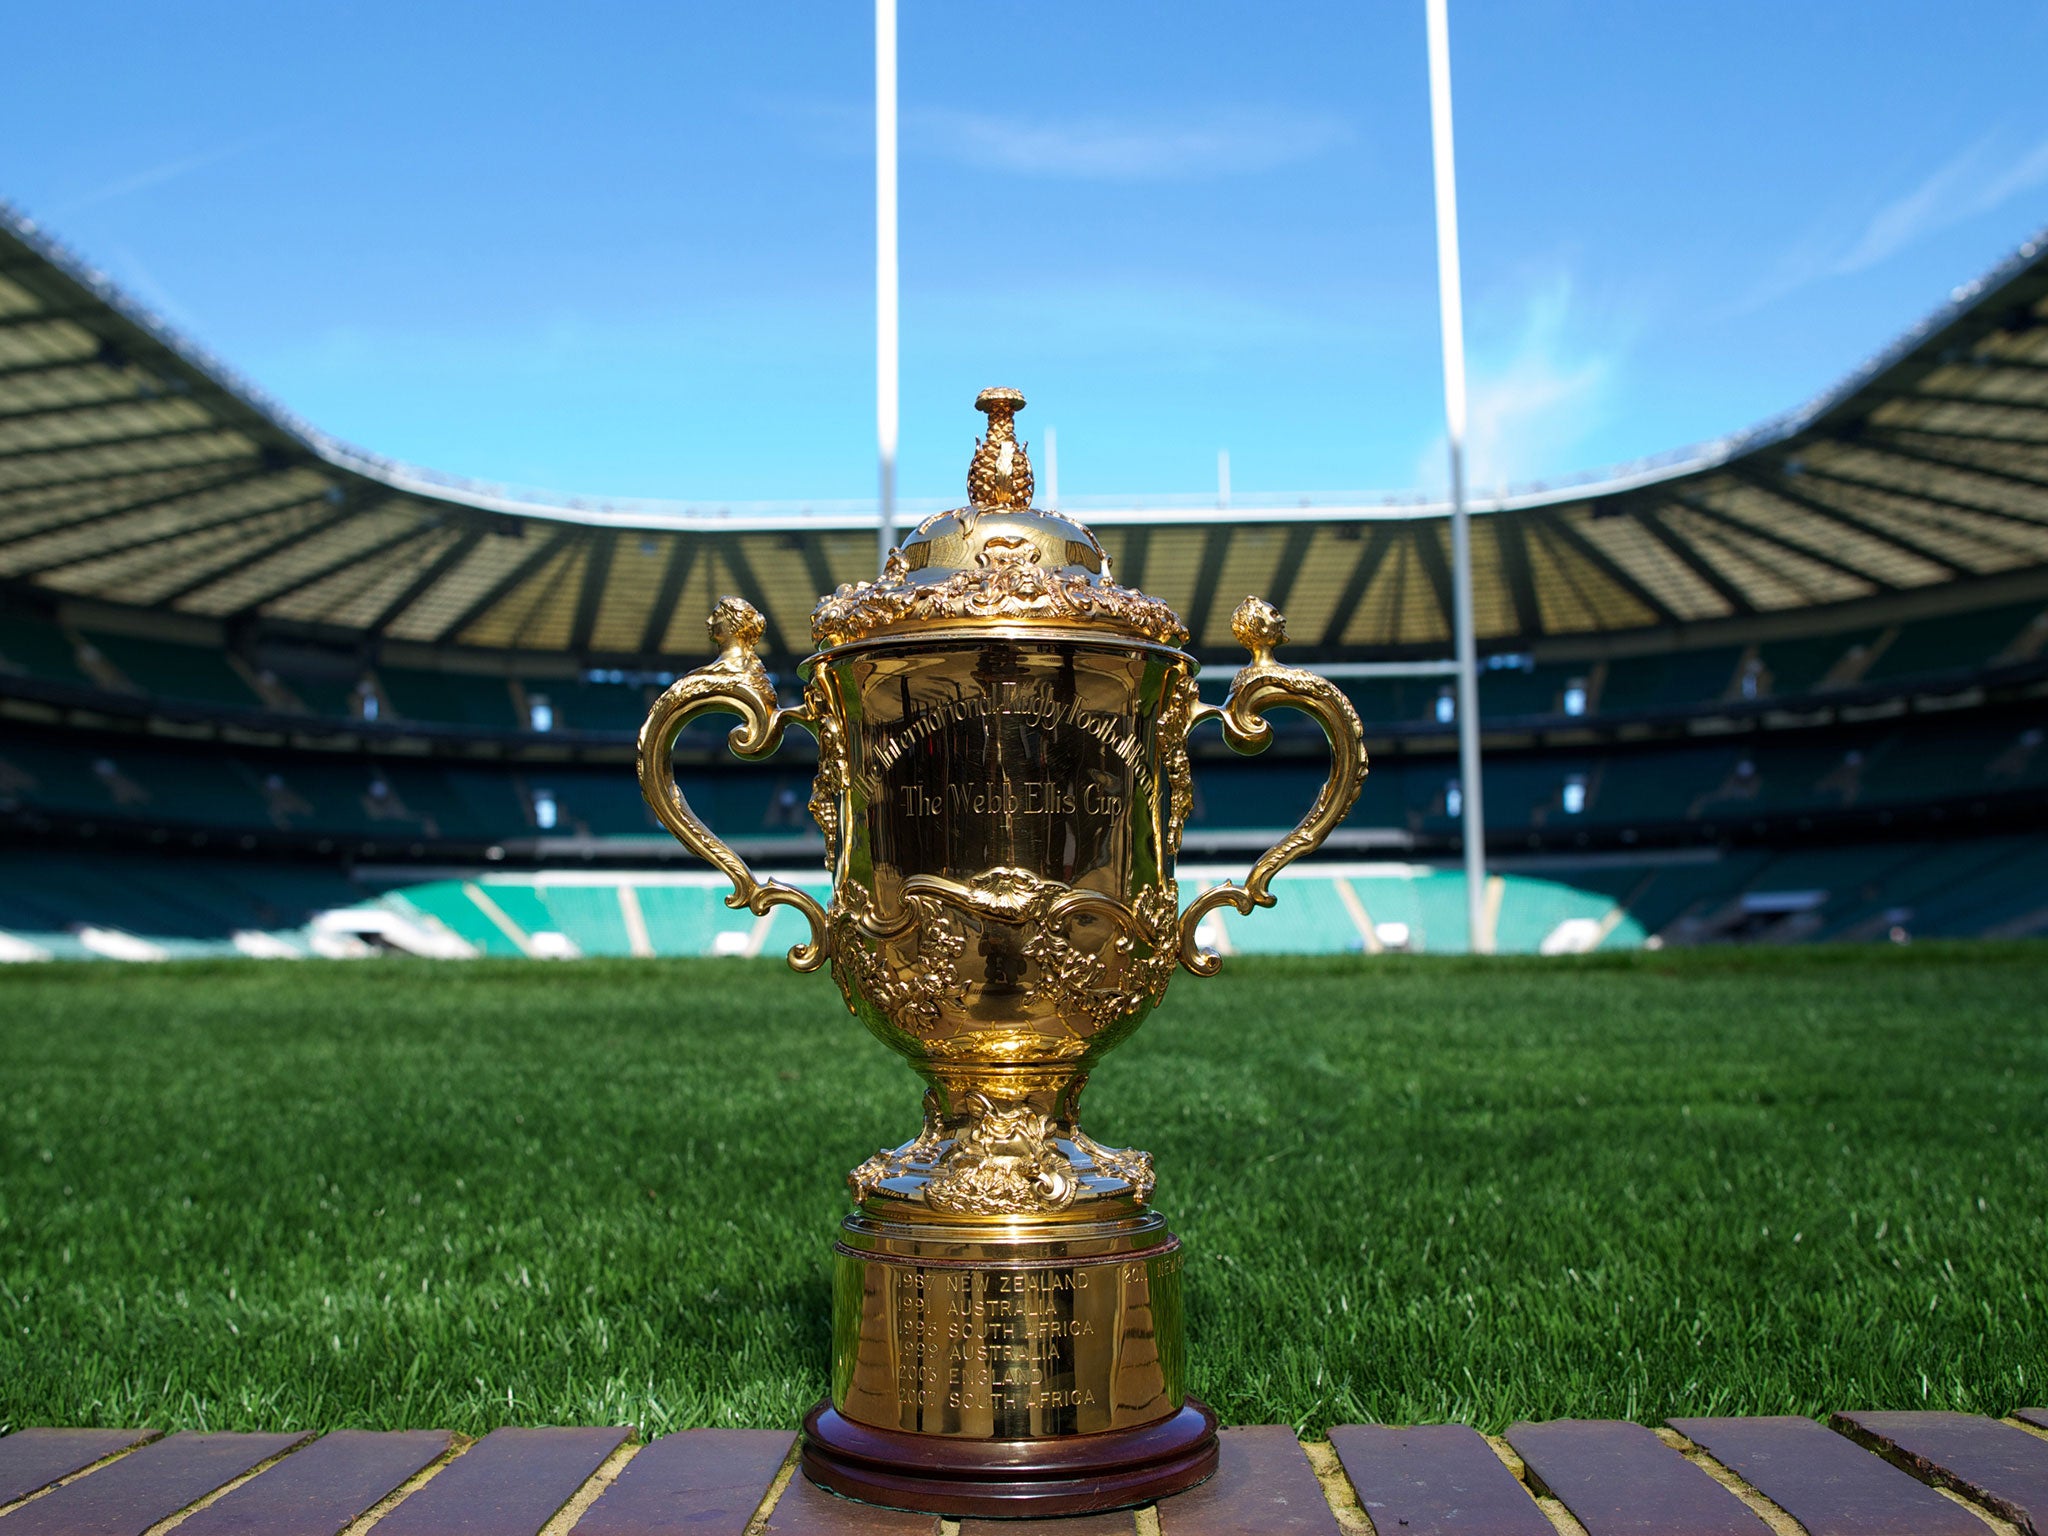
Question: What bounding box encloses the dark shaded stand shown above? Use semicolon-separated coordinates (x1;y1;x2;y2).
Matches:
800;1399;1218;1518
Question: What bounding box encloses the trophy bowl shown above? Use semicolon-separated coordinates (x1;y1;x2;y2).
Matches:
638;388;1366;1516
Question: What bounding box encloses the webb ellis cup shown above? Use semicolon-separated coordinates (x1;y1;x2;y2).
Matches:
638;389;1367;1516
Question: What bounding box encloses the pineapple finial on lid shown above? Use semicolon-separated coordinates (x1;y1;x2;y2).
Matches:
967;387;1034;509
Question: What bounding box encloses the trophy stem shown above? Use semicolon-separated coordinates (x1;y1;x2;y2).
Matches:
848;1081;1156;1215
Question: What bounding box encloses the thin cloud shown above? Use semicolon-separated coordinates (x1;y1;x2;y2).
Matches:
1734;128;2048;313
1833;131;2048;273
1979;136;2048;209
53;135;273;218
907;106;1350;180
1415;275;1622;497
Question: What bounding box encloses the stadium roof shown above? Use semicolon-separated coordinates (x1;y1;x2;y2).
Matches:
2;203;2045;668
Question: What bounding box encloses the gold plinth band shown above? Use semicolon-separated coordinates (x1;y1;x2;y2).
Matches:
830;1211;1187;1441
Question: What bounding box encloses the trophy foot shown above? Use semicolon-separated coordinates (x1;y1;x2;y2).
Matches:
800;1398;1218;1518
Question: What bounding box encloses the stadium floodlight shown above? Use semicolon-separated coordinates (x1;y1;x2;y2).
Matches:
875;0;899;568
1426;0;1491;953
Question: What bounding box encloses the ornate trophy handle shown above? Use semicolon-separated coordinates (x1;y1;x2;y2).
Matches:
636;596;830;972
1177;597;1368;975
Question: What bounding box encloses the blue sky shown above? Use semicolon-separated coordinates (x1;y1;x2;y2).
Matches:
7;2;2048;508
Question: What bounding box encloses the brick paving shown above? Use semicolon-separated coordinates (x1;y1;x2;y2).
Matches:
1;1413;2045;1535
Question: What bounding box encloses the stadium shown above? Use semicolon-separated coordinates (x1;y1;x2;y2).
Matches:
5;8;2048;1519
2;205;2045;961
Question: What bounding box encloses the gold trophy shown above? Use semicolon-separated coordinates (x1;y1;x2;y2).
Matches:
638;389;1366;1517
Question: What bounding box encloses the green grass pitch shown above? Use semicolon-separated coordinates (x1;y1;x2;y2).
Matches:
3;945;2044;1436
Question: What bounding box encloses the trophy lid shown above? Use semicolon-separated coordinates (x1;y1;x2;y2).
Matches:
809;388;1188;652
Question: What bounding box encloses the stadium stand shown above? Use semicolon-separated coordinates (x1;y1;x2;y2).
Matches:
2;201;2046;959
5;705;2042;853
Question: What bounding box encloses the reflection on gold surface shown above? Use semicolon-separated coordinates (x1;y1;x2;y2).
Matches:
832;1210;1184;1439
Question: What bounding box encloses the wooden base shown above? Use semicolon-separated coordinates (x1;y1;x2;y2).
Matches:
800;1398;1219;1518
